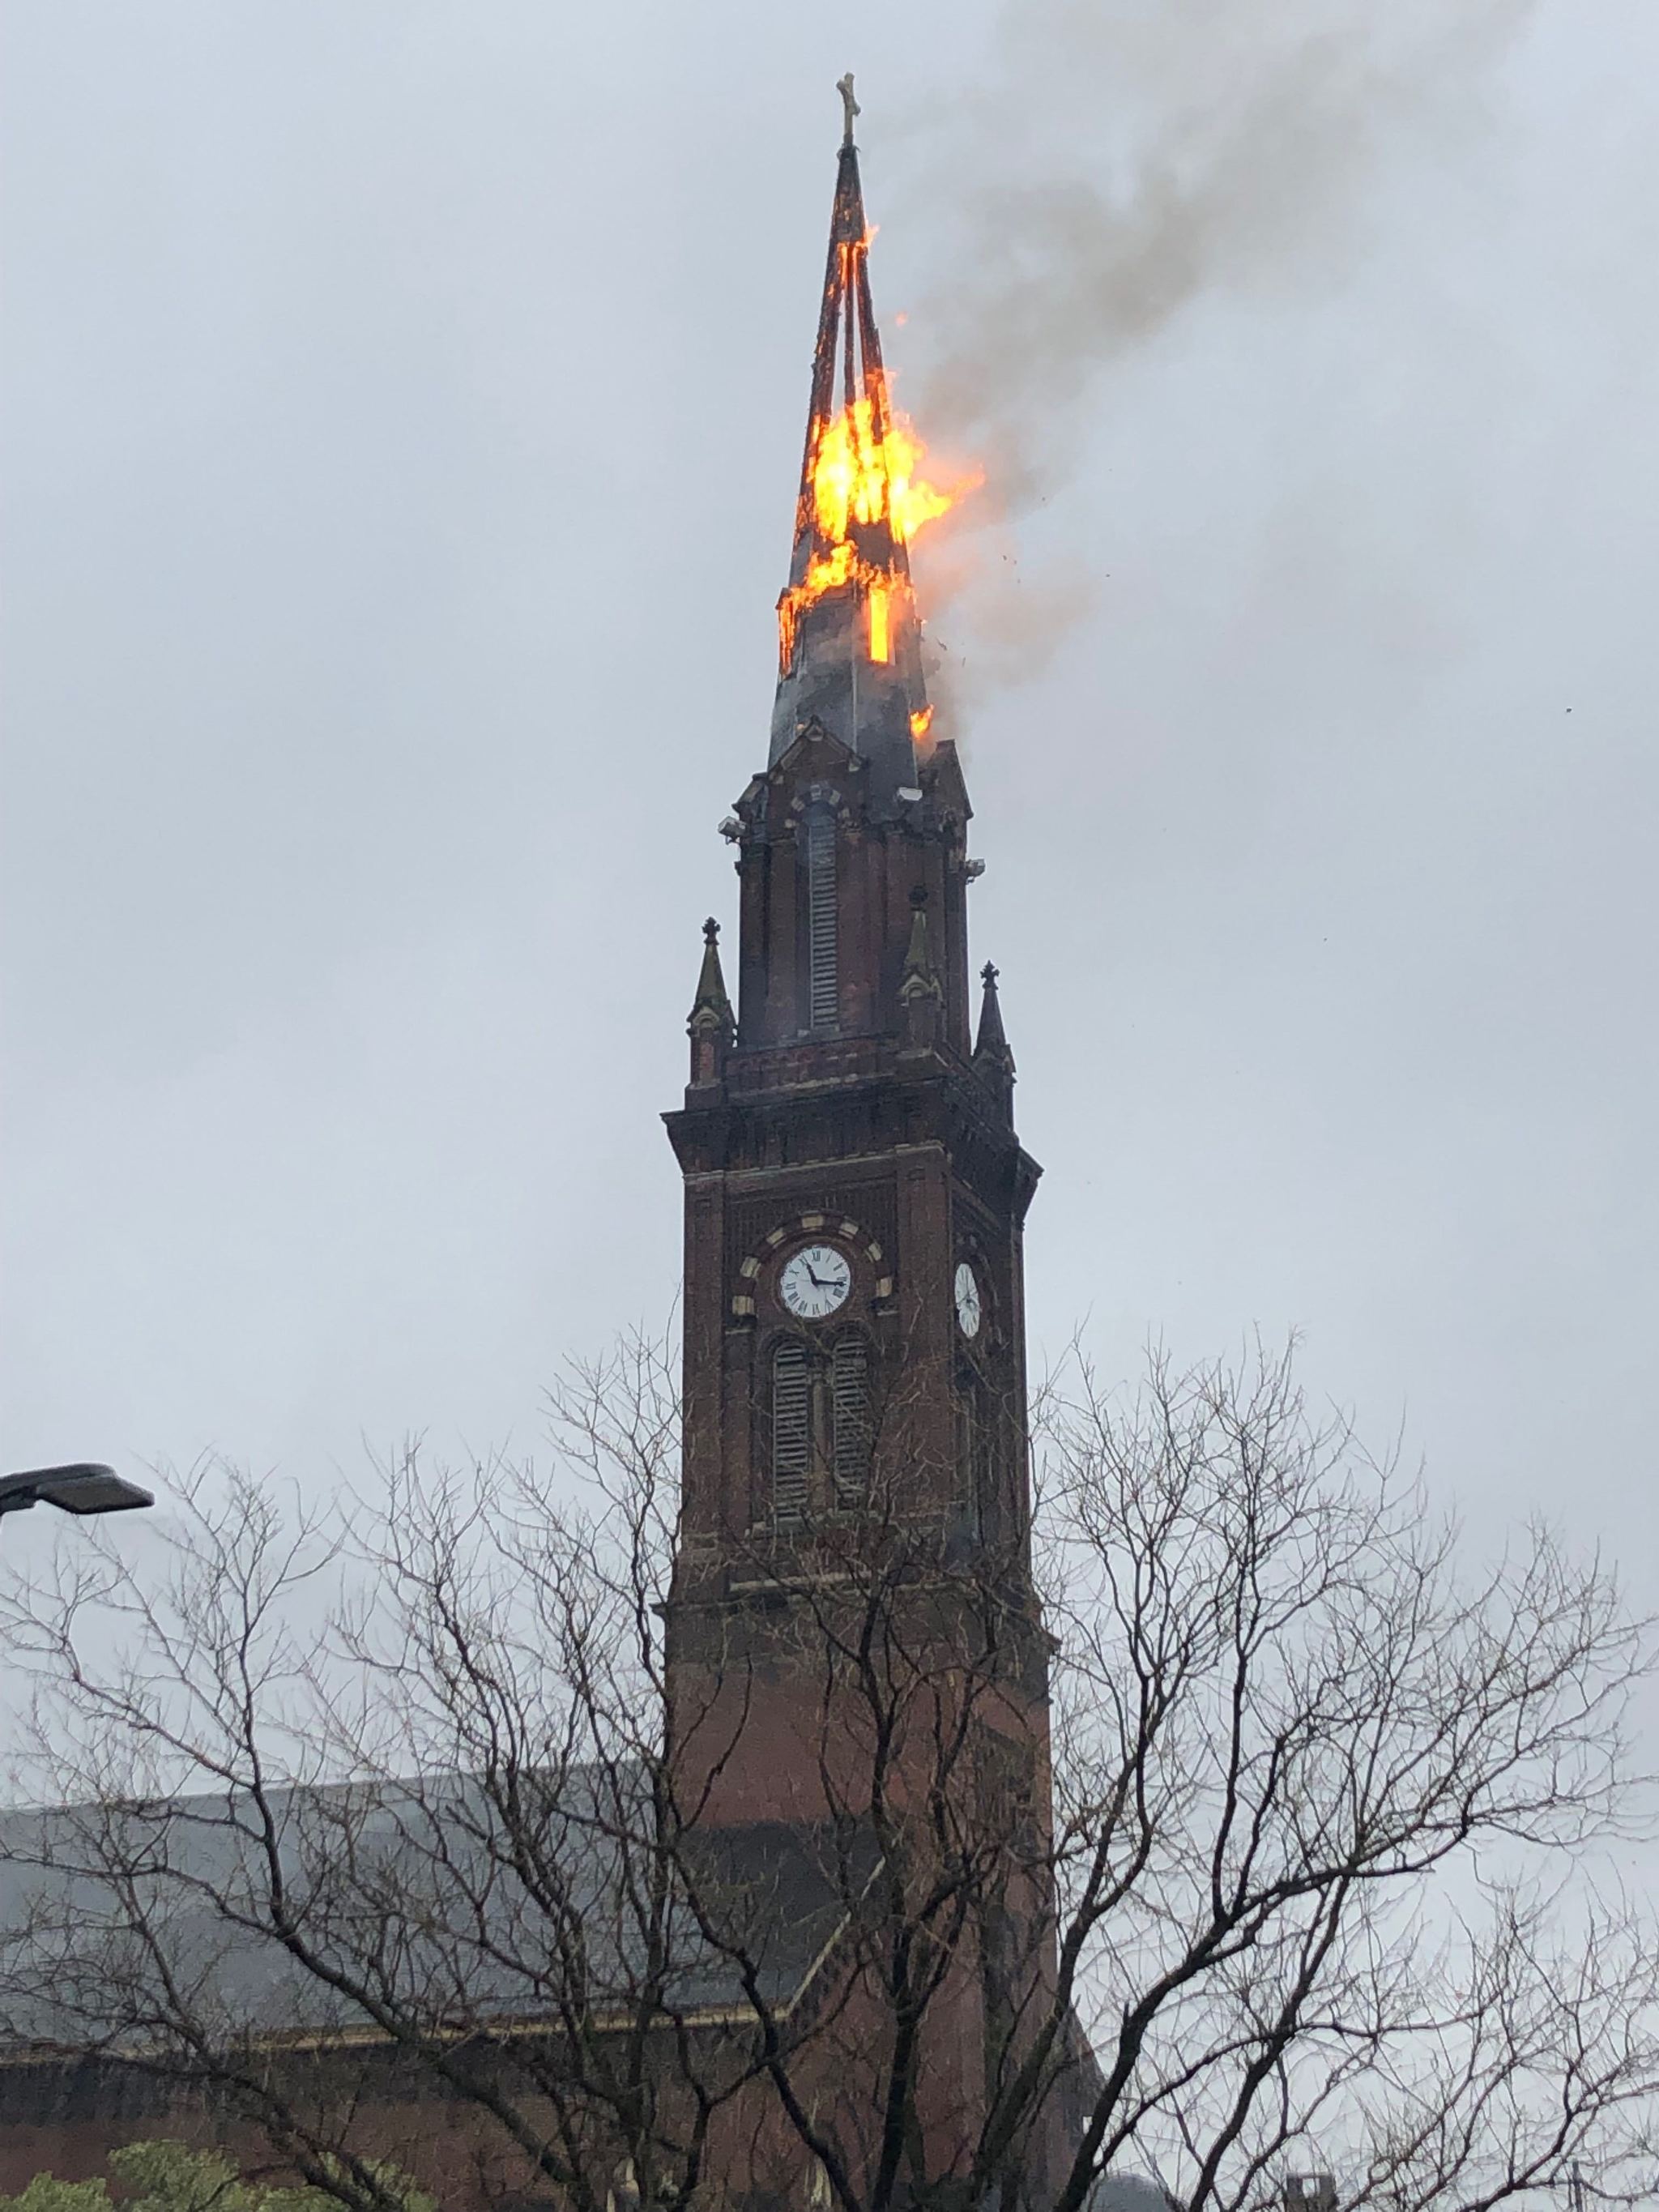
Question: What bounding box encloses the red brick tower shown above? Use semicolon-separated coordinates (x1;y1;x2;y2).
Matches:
662;100;1048;1857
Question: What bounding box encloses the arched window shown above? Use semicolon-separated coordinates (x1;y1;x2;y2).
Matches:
805;806;838;1031
832;1334;871;1505
771;1338;810;1527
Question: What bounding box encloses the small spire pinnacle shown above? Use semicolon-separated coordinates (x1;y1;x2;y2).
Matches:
899;886;944;1048
691;917;734;1020
900;884;932;974
687;917;735;1090
837;72;859;148
974;960;1016;1114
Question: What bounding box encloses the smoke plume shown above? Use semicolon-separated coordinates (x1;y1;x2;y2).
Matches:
899;0;1537;680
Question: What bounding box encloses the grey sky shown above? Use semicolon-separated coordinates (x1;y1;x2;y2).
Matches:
2;0;1654;1652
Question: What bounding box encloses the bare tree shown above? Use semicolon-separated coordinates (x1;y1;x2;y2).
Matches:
0;1339;1653;2212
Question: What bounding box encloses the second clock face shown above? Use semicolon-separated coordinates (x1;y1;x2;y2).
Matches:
954;1261;983;1339
779;1243;853;1321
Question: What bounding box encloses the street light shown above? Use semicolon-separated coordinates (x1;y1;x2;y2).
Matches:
0;1463;153;1522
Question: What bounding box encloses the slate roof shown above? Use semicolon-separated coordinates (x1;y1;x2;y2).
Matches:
0;1765;873;2058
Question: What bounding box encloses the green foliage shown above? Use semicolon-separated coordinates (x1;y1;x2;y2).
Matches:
109;2145;262;2212
0;2144;432;2212
0;2176;112;2212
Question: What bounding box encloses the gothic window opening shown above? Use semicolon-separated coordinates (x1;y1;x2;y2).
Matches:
772;1338;811;1527
831;1334;871;1505
805;807;838;1031
957;1364;1004;1539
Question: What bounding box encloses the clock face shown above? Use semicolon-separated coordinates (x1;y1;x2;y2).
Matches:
779;1243;853;1321
954;1261;983;1339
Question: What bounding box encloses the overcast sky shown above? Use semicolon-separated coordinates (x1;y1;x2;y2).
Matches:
2;1;1655;1650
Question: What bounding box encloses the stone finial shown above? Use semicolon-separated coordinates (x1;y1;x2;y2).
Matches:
687;917;735;1088
973;959;1016;1115
975;962;1013;1064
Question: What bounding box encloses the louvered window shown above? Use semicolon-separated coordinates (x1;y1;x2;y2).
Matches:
832;1335;871;1505
806;809;838;1031
772;1339;811;1527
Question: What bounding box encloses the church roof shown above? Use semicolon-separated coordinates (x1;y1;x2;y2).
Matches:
0;1767;875;2060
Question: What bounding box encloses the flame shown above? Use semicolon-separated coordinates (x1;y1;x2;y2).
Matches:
909;705;934;744
868;580;891;664
778;369;979;676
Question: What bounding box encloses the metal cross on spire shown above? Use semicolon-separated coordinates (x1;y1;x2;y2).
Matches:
836;72;859;147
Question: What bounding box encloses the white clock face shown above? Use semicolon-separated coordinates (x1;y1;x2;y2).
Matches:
954;1261;983;1339
779;1243;853;1321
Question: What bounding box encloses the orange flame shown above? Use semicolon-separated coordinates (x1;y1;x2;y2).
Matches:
778;372;979;675
868;579;891;664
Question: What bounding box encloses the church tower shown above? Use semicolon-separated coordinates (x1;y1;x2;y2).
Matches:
663;93;1047;1849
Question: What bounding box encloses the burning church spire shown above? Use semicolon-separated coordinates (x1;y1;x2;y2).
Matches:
770;79;975;796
